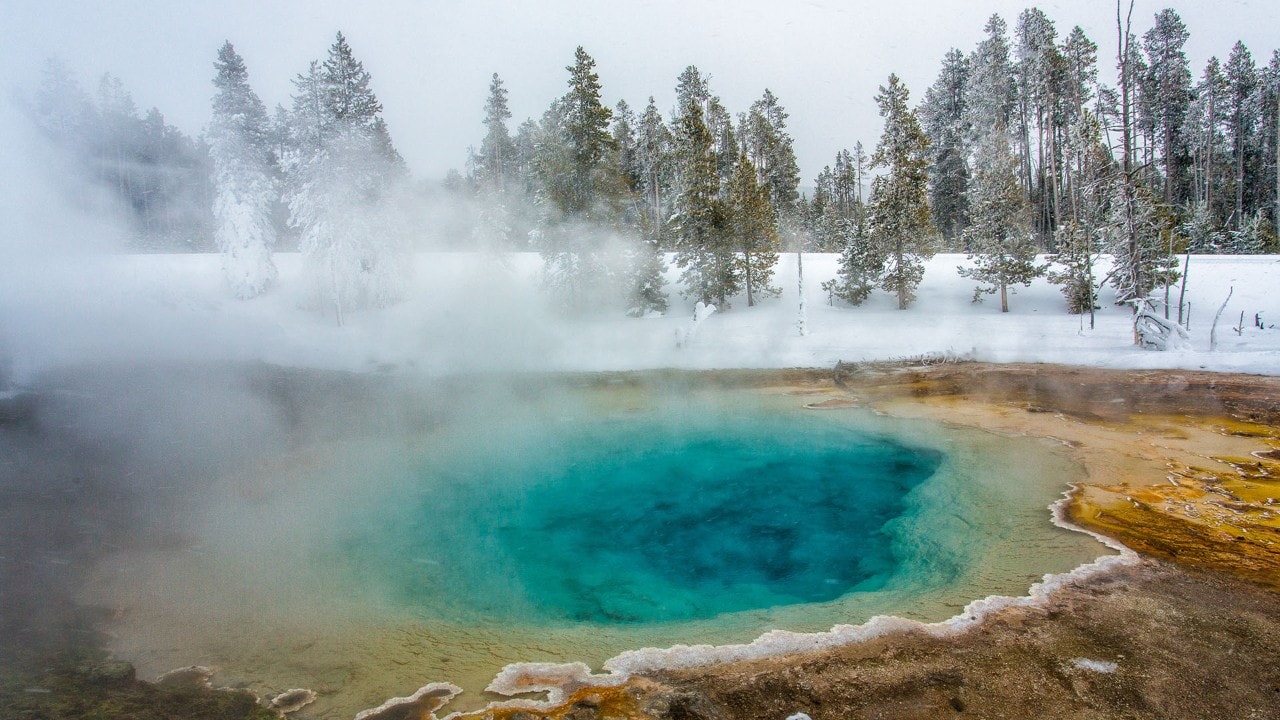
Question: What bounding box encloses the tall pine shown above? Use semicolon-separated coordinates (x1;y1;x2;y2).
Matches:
869;74;934;309
209;41;277;299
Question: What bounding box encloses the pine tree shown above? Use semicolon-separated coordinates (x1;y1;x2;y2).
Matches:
868;74;934;310
635;97;674;244
1050;109;1109;318
743;89;802;220
964;15;1016;153
477;73;515;193
1224;42;1258;230
285;32;409;323
1190;57;1228;220
727;149;780;306
959;126;1043;312
1142;9;1192;206
672;97;733;306
1264;51;1280;232
32;59;93;151
1107;179;1178;305
561;46;615;217
612;99;641;194
1013;7;1061;245
209;41;277;299
919;48;971;248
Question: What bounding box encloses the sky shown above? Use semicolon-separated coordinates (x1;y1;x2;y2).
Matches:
2;1;1276;183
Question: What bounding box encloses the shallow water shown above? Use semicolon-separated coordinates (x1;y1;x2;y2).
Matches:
79;373;1110;718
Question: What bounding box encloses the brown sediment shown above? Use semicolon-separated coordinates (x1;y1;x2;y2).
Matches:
820;362;1280;590
463;363;1280;720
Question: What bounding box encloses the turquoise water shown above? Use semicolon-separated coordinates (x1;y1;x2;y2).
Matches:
89;377;1111;717
346;410;943;625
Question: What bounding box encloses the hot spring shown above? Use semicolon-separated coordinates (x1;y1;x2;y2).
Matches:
71;368;1110;718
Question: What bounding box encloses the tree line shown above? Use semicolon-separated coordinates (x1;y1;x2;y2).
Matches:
453;5;1277;320
18;5;1280;327
26;34;409;321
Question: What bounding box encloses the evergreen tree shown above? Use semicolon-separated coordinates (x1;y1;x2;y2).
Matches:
624;235;669;317
1190;57;1229;220
635;97;674;244
868;74;934;309
1014;7;1061;244
727;149;780;306
822;143;878;305
1264;51;1280;231
672;97;733;306
1142;9;1192;206
743;89;802;219
31;58;93;150
919;48;971;248
959;126;1043;311
477;73;515;193
1180;200;1227;253
208;41;277;298
1050;109;1109;318
1224;42;1258;229
28;62;213;249
964;15;1016;152
1107;179;1178;305
560;46;615;217
612;99;641;194
285;32;409;324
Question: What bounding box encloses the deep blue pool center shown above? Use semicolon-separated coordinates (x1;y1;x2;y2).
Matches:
342;405;944;626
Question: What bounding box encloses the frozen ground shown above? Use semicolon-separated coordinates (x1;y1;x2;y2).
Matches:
1;251;1277;382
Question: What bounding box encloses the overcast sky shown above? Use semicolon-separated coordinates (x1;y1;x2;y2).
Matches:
3;1;1276;183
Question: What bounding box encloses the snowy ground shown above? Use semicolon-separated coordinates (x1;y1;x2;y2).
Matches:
1;251;1278;382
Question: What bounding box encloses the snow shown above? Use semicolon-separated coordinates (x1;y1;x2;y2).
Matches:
1071;658;1120;674
1;251;1278;383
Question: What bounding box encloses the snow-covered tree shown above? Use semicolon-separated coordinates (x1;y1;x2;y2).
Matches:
624;236;668;317
672;96;734;306
477;73;515;194
1225;211;1272;254
964;15;1016;154
560;46;615;218
285;32;410;324
868;74;934;309
959;126;1043;311
1180;200;1227;253
1050;110;1109;317
208;41;277;299
919;48;970;249
1142;9;1193;206
742;89;802;221
821;217;882;306
1107;180;1178;306
1224;42;1258;230
635;97;674;244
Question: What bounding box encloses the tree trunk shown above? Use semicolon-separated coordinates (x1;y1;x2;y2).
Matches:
1206;88;1216;211
1177;251;1190;326
1236;125;1246;229
1000;282;1009;312
797;251;807;336
1118;0;1141;342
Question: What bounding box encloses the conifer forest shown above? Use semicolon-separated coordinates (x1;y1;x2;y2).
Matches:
18;4;1280;319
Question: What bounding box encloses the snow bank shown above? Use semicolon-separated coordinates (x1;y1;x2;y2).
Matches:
2;251;1277;381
